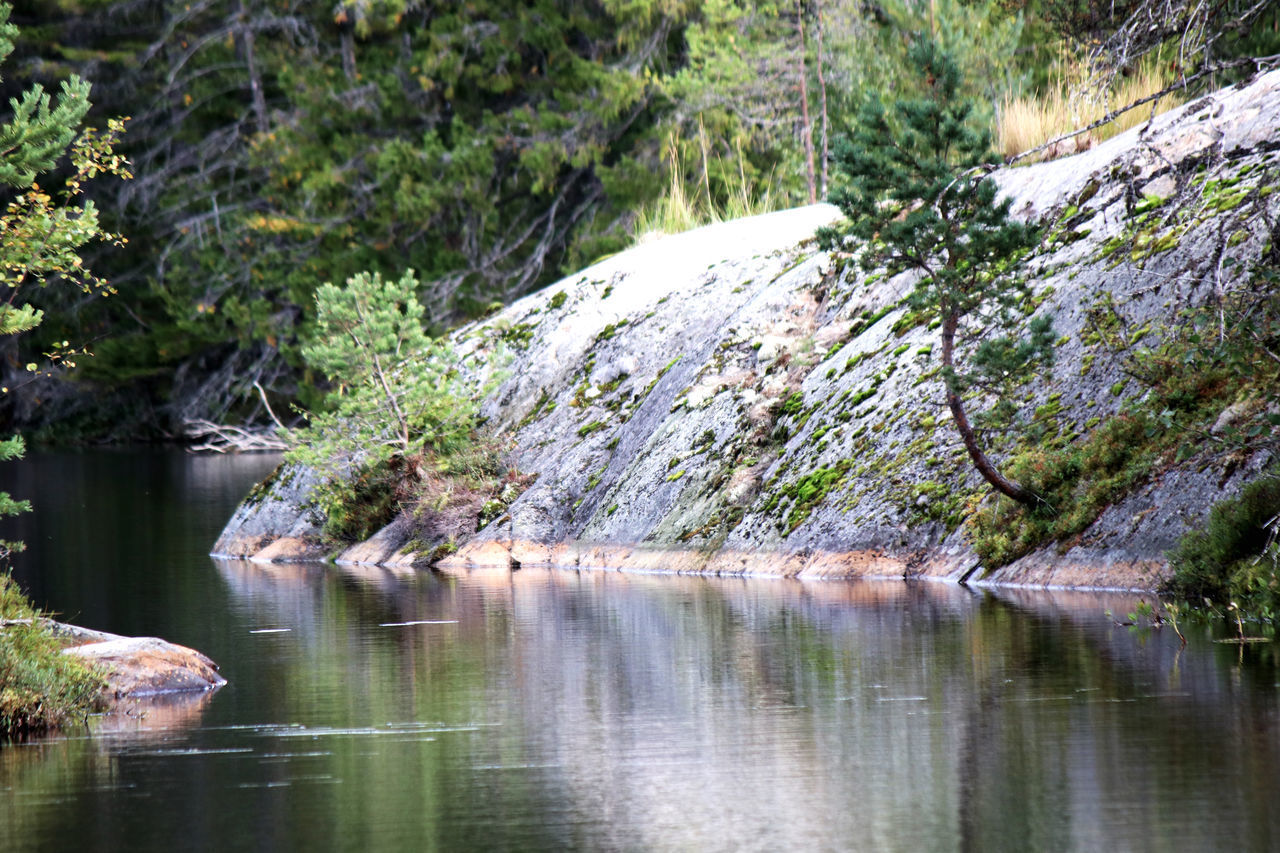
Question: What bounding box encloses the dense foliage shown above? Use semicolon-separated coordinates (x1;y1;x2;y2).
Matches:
286;268;500;541
4;0;694;436
0;0;1195;441
1163;472;1280;617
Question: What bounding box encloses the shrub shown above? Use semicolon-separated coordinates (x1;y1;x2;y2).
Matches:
1163;473;1280;614
289;269;501;542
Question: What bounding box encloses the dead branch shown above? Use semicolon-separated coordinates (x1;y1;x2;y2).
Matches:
183;419;288;453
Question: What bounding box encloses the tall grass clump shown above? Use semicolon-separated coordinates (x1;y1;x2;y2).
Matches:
997;59;1183;162
631;128;782;244
0;573;104;736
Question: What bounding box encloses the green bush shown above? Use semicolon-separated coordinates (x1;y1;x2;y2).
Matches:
1163;473;1280;615
314;459;402;543
288;268;507;543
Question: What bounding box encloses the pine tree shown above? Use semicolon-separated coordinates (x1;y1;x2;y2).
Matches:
0;435;28;562
0;2;128;557
299;269;472;460
286;269;491;540
0;5;126;339
819;37;1051;506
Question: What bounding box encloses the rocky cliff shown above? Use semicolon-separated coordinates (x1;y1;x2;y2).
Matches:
215;70;1280;589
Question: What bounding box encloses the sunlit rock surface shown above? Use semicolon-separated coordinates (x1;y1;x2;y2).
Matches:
215;71;1280;589
62;630;227;699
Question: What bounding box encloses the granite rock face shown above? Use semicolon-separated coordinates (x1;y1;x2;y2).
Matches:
213;462;327;562
64;634;227;699
214;71;1280;589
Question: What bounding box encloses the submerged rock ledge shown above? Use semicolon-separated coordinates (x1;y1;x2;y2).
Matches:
216;71;1280;591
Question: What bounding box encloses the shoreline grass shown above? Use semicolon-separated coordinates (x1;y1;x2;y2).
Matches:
0;573;104;737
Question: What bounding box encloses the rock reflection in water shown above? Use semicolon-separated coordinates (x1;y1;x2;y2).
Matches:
5;480;1280;853
199;563;1280;852
94;691;219;741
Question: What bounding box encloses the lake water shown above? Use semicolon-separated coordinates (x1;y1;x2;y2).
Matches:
2;450;1279;852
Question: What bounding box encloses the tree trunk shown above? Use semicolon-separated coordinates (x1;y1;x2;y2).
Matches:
940;312;1039;505
796;2;817;205
813;0;829;199
340;23;357;83
235;0;268;136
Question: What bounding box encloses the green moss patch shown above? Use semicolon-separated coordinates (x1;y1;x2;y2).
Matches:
771;460;854;532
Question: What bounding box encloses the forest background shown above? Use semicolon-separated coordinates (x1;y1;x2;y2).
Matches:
2;0;1277;444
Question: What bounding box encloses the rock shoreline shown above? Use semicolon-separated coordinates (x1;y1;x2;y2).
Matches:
214;70;1280;593
422;539;1162;591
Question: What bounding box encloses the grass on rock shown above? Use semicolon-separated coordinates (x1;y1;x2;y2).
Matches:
0;573;104;737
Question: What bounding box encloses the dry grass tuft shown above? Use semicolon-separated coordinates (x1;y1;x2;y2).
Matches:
998;63;1183;163
631;128;782;243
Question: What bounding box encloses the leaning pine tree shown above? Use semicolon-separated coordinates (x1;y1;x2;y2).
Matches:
818;38;1053;506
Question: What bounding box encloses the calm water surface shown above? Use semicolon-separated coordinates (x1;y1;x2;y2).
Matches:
2;450;1280;852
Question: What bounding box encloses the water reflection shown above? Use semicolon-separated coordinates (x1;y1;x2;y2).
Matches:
3;450;1280;851
2;448;282;636
210;567;1280;851
95;692;220;739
